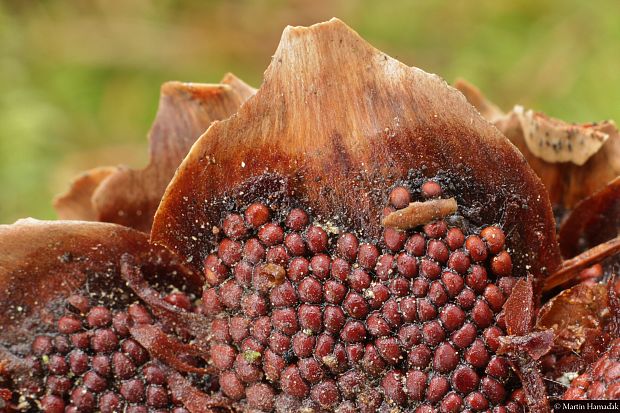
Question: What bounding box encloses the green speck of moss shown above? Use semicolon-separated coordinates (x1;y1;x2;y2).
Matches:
243;350;261;363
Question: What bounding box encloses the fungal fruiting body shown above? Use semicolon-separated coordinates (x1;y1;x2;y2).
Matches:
5;181;530;413
198;182;524;412
0;18;584;413
14;297;205;413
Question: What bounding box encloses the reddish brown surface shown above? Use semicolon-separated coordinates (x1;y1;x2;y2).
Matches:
0;219;198;346
559;176;620;258
537;283;610;353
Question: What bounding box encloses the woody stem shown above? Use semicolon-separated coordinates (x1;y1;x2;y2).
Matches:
544;235;620;292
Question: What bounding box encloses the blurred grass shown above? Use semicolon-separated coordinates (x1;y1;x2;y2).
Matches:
0;0;619;224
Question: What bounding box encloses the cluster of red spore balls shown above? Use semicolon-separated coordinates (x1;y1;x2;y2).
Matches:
23;291;200;413
201;180;526;412
563;338;620;400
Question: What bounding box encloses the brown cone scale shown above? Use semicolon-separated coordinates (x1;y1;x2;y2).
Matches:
151;19;561;290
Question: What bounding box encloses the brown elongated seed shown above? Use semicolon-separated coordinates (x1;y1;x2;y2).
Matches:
382;198;458;230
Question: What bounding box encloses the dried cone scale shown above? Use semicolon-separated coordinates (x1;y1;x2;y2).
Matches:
54;74;255;232
0;19;570;413
455;78;620;209
0;221;210;412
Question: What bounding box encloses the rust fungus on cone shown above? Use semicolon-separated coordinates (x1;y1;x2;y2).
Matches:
4;18;620;413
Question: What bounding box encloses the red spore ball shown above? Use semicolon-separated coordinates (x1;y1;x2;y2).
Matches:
424;220;447;239
448;250;471;274
242;239;265;263
452;323;477;349
286;208;309;231
383;228;406;252
298;304;323;333
91;328;119;353
281;365;310;398
258;223;284;247
41;395;66;413
58;315;82;334
452;366;480;394
427;240;449;263
375;254;395;280
442;271;464;297
330;258;350;282
446;228;465;250
244;203;270;228
367;284;390;309
466;235;488;262
406;370;427;401
340;320;367;342
396;253;418;278
312;380;341;409
287;257;310;282
480;226;506;254
246;383;275;411
323;306;346;334
389;187;411;209
284;232;306;256
223;213;247;240
426;375;450;403
343;292;370;319
491;251;513;277
164;292;192;311
405;234;426;256
298;277;323;303
382;370;407;405
218;239;242;265
87;306;112;328
420;258;442;280
220;371;245;400
70;386;96;411
306;226;328;253
348;268;371;292
358;244;380;269
310;254;331;279
31;336;53;355
323;280;347;304
421;180;442;198
337;232;359;262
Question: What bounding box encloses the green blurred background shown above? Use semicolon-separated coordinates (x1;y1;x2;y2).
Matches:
1;0;619;224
